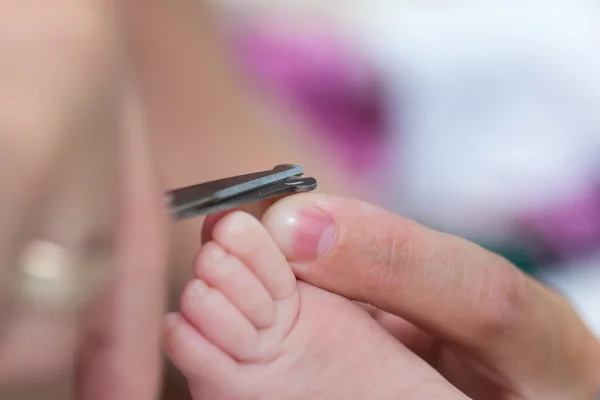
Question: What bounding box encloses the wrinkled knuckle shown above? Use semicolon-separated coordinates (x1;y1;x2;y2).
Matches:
364;226;416;289
475;263;529;340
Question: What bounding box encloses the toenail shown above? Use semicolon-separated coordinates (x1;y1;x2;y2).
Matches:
264;200;335;262
190;280;211;301
218;211;256;241
204;242;228;265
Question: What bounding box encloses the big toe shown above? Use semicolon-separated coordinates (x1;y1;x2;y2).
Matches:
212;211;297;301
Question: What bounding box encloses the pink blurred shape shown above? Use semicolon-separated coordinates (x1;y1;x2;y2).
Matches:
231;20;388;175
521;185;600;260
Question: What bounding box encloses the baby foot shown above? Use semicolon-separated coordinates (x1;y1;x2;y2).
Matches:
164;211;459;400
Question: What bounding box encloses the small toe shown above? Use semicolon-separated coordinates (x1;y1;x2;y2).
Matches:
212;212;296;300
180;279;259;361
163;313;236;382
195;241;275;329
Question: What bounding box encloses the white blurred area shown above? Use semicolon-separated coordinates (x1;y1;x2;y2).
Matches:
211;0;600;337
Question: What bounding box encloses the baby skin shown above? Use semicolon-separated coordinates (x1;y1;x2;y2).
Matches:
164;211;460;400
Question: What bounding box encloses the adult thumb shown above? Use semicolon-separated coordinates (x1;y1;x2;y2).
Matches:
262;193;600;399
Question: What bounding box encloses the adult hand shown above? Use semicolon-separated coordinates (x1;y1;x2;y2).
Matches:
0;2;168;399
261;194;600;400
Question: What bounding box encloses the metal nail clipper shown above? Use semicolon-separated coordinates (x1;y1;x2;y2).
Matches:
166;164;317;221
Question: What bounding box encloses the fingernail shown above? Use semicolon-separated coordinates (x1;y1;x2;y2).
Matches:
264;200;335;262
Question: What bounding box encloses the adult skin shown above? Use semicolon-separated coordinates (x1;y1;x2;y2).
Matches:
0;2;168;399
261;194;600;400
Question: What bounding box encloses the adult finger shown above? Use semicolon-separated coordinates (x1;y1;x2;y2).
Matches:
262;194;600;398
0;0;122;386
0;0;118;291
76;89;169;400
